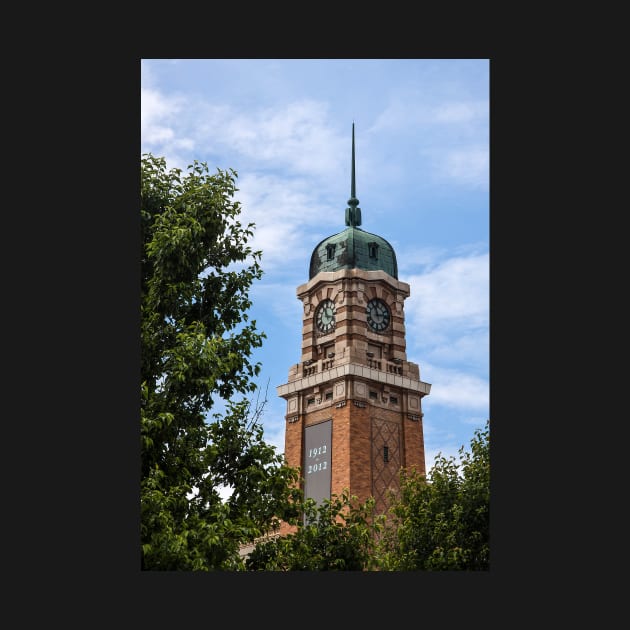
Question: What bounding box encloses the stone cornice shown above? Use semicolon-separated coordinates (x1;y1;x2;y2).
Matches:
297;268;410;299
277;362;431;398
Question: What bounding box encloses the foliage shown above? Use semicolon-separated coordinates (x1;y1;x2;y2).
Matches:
244;422;489;572
245;490;384;571
376;420;490;570
140;154;300;570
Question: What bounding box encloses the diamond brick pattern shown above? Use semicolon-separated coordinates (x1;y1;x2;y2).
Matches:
371;418;401;514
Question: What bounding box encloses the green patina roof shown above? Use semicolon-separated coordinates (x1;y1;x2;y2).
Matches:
309;123;398;280
309;227;398;279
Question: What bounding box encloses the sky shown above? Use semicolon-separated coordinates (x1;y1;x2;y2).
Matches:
140;58;489;477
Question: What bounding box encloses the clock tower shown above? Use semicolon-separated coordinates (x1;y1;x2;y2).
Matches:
276;125;431;528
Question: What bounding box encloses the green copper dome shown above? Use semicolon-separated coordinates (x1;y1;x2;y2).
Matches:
309;227;398;279
309;123;398;280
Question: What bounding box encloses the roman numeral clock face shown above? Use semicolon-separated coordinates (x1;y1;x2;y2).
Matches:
366;298;390;332
315;299;336;333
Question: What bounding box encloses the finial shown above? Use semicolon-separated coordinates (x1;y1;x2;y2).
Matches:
345;122;362;227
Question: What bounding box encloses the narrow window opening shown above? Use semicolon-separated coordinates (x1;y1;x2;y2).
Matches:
326;244;336;261
383;446;389;462
368;242;379;259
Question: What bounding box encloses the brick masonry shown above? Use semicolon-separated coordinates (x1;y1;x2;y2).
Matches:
277;268;430;536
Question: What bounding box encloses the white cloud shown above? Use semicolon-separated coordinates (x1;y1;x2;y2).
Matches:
235;172;339;272
371;99;487;133
196;100;346;180
433;101;488;124
140;86;198;171
370;97;488;190
425;329;489;369
140;87;185;145
405;252;489;336
370;102;431;132
397;245;450;274
421;363;488;411
438;146;489;189
141;85;350;211
400;251;489;416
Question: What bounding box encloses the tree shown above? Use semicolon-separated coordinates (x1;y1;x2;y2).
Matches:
140;154;299;570
376;420;490;570
245;490;384;571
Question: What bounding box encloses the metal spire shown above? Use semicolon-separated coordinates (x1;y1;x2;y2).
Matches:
345;122;362;227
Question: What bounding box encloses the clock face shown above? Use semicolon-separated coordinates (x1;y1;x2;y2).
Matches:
366;298;390;332
316;299;336;333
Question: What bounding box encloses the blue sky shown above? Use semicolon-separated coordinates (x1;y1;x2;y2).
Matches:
141;58;489;475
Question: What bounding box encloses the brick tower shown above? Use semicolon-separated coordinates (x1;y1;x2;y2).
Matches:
276;125;431;527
